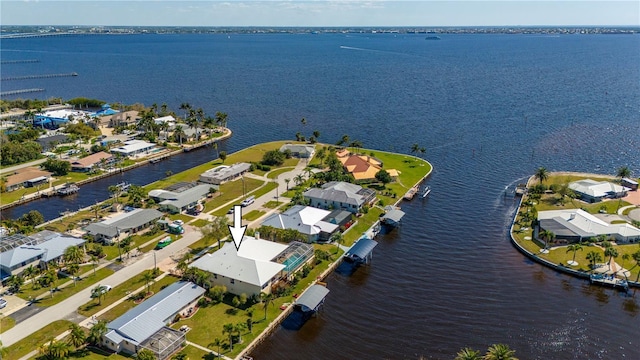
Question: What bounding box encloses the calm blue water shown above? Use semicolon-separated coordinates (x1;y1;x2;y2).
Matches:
2;33;639;359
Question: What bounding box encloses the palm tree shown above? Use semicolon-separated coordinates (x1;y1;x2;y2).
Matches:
586;251;603;270
621;253;630;270
261;293;275;320
294;174;305;187
566;243;583;265
223;323;235;350
330;232;344;254
534;167;549;185
616;166;631;181
173;125;186;146
316;147;327;166
234;322;247;344
64;245;84;265
337;134;350;147
23;264;38;288
87;320;107;345
68;263;80;286
484;344;518;360
246;308;254;333
68;323;86;349
208;337;223;358
40;269;58;298
632;250;640;281
455;347;482;360
179;102;191;121
143;270;156;295
92;284;107;305
410;143;420;155
604;246;619;270
313;130;320;140
285;178;291;191
108;184;122;204
539;229;555;249
215;111;228;128
89;254;99;277
51;339;71;359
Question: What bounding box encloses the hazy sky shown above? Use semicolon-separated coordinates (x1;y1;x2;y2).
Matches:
2;1;639;27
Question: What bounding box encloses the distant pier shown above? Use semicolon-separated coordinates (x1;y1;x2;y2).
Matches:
0;88;45;97
1;59;40;64
1;72;78;81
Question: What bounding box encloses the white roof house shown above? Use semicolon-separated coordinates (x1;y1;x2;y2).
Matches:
199;163;251;185
569;179;629;202
153;115;176;125
261;205;339;242
189;237;287;295
538;209;640;243
304;181;376;213
155;184;211;214
102;281;205;357
279;144;315;158
110;140;156;157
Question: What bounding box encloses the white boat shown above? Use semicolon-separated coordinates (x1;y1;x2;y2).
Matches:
421;185;431;198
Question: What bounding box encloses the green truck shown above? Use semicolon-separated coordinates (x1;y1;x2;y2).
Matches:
155;236;172;250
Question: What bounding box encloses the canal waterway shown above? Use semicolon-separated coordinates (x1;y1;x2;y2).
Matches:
1;33;639;359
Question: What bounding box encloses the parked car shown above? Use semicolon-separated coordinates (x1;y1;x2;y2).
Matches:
173;220;184;226
91;285;112;298
0;298;7;309
241;196;255;207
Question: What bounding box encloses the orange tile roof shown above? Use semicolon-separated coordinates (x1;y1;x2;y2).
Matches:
70;151;113;168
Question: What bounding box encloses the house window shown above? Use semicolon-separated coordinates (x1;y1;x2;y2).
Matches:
230;279;235;284
213;274;217;279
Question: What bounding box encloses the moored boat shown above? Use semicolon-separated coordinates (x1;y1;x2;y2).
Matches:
421;185;431;198
589;274;629;291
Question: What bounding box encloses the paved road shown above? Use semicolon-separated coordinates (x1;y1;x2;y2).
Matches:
0;227;203;347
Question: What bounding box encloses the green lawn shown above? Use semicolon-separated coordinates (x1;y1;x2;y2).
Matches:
97;275;180;322
4;320;73;360
266;166;295;179
140;234;182;253
263;201;283;209
0;315;16;333
77;270;167;317
16;267;114;306
243;210;265;221
191;219;210;228
343;207;384;246
205;177;264;214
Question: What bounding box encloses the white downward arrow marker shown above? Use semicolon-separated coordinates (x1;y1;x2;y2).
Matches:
228;205;246;251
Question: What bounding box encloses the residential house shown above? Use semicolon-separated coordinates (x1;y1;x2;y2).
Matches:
36;134;69;151
107;110;139;128
303;181;376;213
4;167;52;192
85;209;164;244
279;144;315;158
538;209;640;244
69;151;114;172
199;163;251;185
337;152;399;182
0;231;85;280
622;178;638;191
260;205;339;242
102;281;205;359
152;184;212;214
110;140;156;158
569;179;629;203
189;237;313;296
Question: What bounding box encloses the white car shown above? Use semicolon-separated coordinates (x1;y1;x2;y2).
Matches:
173;220;184;226
0;298;7;309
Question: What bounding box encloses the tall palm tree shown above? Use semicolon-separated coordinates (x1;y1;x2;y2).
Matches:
534;167;549;185
616;166;631;181
223;323;235;350
313;130;320;140
23;264;38;288
455;348;482;360
207;337;223;358
173;125;186;146
566;243;583;265
215;111;228;129
40;269;58;298
68;263;80;286
484;344;518;360
91;284;107;305
143;270;156;295
410;143;420;155
294;174;305;187
632;250;640;281
285;178;291;191
586;251;603;270
539;229;555;249
68;323;86;349
108;185;122;204
621;253;630;270
136;348;156;360
179;102;191;121
89;254;99;277
604;246;619;270
261;293;275;320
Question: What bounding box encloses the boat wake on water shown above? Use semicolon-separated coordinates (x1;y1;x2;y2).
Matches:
339;45;418;57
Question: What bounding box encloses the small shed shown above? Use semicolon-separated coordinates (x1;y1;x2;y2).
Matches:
622;178;638;191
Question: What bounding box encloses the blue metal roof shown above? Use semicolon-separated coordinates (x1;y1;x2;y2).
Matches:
345;238;378;260
295;284;330;312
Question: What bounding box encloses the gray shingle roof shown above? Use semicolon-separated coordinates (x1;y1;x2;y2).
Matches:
105;281;205;345
85;209;164;237
159;184;210;210
295;284;329;312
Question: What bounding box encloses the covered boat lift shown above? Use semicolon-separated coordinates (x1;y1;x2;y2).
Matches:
345;237;378;265
295;284;330;313
381;209;405;227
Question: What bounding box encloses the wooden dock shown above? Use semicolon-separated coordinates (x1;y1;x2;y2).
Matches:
403;186;419;200
0;88;45;97
2;72;78;81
